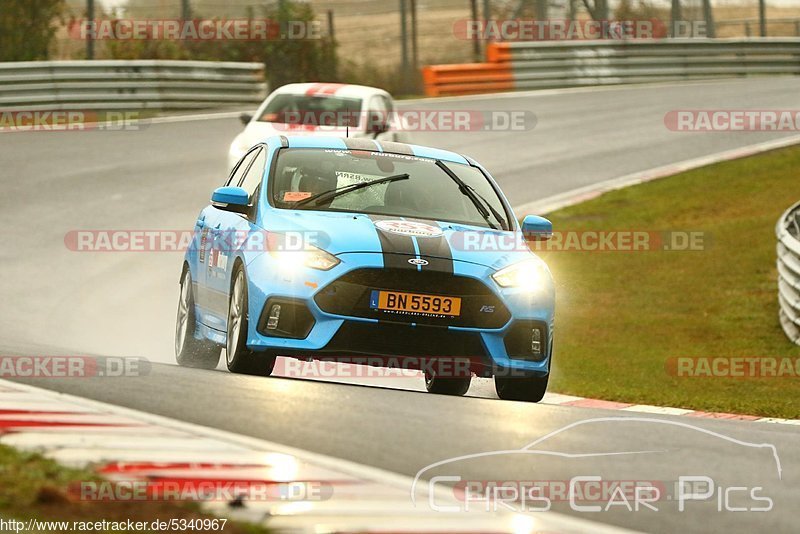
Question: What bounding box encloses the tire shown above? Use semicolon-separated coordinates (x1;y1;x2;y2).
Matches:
175;269;220;369
424;368;471;396
226;265;276;376
495;374;549;402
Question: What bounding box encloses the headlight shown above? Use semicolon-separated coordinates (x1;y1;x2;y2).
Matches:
492;259;549;291
267;234;340;271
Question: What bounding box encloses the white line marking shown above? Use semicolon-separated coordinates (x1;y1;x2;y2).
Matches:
621;405;696;416
513;133;800;215
146;110;251;125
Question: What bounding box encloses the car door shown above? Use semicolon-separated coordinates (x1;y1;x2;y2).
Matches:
207;145;267;332
196;147;260;331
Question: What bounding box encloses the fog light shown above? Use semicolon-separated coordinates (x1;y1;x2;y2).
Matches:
266;304;281;330
531;328;541;355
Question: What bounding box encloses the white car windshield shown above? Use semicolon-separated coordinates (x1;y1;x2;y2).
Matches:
258;94;363;127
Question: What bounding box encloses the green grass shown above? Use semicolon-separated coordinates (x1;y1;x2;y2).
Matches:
0;445;268;533
542;145;800;418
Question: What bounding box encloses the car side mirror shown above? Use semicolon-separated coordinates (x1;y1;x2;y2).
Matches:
212;186;250;214
522;215;553;241
239;113;253;126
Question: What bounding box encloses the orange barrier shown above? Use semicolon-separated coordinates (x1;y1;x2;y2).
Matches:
485;42;512;63
421;62;512;97
422;43;513;97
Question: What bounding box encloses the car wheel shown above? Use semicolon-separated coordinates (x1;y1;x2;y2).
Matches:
495;374;549;402
424;368;471;396
175;269;220;369
226;265;276;376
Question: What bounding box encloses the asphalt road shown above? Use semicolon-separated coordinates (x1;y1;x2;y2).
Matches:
2;78;800;533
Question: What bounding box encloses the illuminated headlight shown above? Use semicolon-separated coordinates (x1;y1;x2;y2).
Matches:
492;259;549;291
270;244;340;271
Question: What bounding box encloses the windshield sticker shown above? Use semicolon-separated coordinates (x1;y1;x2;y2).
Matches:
321;149;431;164
283;191;313;202
375;220;444;238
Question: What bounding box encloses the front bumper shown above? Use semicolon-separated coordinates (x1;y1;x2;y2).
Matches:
244;252;555;376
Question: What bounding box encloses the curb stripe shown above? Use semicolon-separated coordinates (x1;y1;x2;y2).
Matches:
540;394;800;424
513;133;800;216
0;379;623;534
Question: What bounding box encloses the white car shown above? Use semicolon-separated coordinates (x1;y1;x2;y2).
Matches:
228;83;411;170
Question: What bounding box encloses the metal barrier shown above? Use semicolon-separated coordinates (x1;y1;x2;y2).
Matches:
424;38;800;96
777;201;800;345
0;60;267;111
421;63;513;97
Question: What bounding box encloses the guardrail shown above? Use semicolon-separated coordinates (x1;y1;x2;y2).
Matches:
0;60;267;111
777;201;800;345
423;38;800;96
421;63;513;97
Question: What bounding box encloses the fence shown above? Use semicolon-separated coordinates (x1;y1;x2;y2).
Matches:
423;38;800;96
0;60;267;111
778;201;800;346
716;18;800;38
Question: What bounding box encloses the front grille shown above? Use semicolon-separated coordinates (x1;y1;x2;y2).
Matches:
324;321;488;360
314;268;510;328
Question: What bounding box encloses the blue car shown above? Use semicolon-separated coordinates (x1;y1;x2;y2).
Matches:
175;136;555;402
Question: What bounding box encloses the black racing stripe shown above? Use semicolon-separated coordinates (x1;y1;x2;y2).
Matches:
368;215;417;270
376;141;414;155
343;138;379;151
404;218;454;274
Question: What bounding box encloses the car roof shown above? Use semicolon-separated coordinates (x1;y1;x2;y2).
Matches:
271;83;389;99
274;136;470;166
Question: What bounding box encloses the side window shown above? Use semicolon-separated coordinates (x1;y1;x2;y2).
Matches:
366;96;388;134
226;147;259;186
381;96;396;132
239;147;266;202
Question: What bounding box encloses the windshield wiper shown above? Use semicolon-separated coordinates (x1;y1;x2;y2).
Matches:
435;160;506;230
293;173;410;208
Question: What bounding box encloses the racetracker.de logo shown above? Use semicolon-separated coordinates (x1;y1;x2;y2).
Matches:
68;19;321;41
0;111;143;132
0;356;149;378
453;19;681;41
63;230;329;252
267;109;536;132
452;230;709;252
73;480;332;502
665;110;800;132
666;357;800;378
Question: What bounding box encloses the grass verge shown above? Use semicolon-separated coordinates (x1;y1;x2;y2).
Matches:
0;444;267;533
541;144;800;419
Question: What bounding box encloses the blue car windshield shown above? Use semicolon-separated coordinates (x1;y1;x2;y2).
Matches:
270;148;509;230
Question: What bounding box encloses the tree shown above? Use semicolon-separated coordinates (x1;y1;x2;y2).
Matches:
109;0;337;88
0;0;65;61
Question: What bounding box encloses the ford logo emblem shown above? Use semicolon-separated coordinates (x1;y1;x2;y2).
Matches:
408;258;429;266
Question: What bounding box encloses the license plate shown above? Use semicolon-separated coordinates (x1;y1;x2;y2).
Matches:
369;290;461;317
